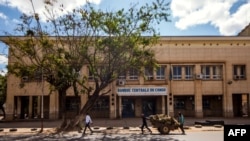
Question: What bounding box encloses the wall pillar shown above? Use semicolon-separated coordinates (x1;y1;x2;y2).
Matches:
37;96;41;118
224;88;234;117
248;94;250;117
16;97;21;119
49;92;58;119
5;94;14;120
118;96;122;118
135;98;141;117
110;82;117;119
195;64;203;117
109;90;117;119
161;95;165;114
28;96;32;118
195;80;203;118
168;94;174;116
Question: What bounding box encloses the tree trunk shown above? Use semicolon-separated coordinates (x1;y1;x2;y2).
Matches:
58;90;100;132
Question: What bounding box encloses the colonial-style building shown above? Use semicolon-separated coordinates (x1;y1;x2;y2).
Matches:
1;26;250;120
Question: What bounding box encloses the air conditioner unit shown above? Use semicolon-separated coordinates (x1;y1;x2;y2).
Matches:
196;74;203;80
117;80;125;85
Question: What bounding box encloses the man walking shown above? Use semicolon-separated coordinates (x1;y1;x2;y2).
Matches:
140;113;152;134
178;112;185;134
82;112;93;135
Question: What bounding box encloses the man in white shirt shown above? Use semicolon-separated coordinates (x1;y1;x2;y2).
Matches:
82;112;93;135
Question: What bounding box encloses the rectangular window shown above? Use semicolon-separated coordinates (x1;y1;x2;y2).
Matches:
202;98;210;109
201;65;223;80
173;66;182;80
233;65;246;79
65;97;80;111
99;66;109;81
185;66;194;80
201;65;210;79
21;68;45;82
93;97;109;110
128;68;138;80
145;67;154;80
156;65;165;80
212;65;222;79
118;71;126;80
174;98;185;109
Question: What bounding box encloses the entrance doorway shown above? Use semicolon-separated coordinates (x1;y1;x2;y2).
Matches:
20;96;29;119
142;99;156;117
233;94;249;117
122;98;135;117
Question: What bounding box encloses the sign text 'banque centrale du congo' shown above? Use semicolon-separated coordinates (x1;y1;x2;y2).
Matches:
117;87;167;96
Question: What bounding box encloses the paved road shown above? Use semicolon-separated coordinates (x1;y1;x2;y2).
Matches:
0;131;224;141
2;117;249;141
1;117;250;128
0;124;224;141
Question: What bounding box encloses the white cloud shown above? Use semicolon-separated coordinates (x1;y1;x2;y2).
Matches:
171;0;250;35
0;12;10;26
0;54;8;75
0;0;102;22
0;54;8;65
0;12;7;20
0;68;7;76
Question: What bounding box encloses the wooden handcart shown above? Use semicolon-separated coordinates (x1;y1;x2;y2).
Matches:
149;114;180;134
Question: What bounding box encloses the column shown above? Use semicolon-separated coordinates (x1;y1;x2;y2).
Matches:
168;94;174;116
110;93;116;119
195;64;203;117
118;96;122;118
5;94;14;120
224;94;234;117
224;63;234;117
37;96;41;118
109;82;116;119
28;96;32;118
17;97;21;119
195;80;203;117
161;95;165;114
248;94;250;116
49;92;58;119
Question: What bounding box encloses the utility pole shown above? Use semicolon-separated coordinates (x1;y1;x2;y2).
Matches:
40;67;44;132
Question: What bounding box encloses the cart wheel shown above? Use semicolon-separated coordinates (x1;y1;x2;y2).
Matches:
160;126;170;134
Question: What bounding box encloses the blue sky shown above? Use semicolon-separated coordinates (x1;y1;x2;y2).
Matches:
0;0;250;75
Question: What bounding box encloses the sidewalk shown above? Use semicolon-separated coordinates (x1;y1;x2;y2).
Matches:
0;117;249;134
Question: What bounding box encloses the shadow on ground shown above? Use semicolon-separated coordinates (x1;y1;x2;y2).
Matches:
0;132;184;141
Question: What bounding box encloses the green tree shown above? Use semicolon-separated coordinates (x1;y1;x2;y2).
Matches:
0;74;7;104
3;0;170;131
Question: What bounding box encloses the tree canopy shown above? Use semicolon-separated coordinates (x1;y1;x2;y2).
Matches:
0;75;7;105
3;0;170;131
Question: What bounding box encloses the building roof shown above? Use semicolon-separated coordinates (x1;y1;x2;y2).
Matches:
238;23;250;36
